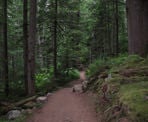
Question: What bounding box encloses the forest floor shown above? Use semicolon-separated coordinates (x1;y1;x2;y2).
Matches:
27;71;100;122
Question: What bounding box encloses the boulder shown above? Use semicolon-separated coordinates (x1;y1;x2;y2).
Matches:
7;110;21;120
46;92;52;97
72;84;83;93
82;80;89;90
36;96;48;103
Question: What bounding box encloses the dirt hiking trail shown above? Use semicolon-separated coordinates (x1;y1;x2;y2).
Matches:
27;71;99;122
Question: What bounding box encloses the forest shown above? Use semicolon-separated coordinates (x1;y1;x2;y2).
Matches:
0;0;148;122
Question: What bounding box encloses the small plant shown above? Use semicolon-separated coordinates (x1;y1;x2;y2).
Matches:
35;67;54;92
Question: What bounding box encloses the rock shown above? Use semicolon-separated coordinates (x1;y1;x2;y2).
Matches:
7;110;21;120
36;96;48;103
21;109;33;114
72;84;83;93
144;96;148;100
21;109;25;113
82;80;89;90
105;73;112;82
46;92;52;97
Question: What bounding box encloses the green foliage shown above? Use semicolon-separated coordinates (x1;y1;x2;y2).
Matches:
0;0;128;97
63;68;80;80
35;67;79;92
35;73;51;88
35;67;54;92
87;58;108;77
49;68;80;87
108;54;128;67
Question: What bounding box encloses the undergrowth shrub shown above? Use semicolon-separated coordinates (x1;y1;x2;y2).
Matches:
63;68;80;80
86;59;108;77
55;68;80;86
35;67;54;92
36;67;80;90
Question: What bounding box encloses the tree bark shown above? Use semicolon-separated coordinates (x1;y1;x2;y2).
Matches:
3;0;9;96
53;0;58;77
127;0;148;57
115;0;119;55
0;1;3;83
23;0;28;94
27;0;37;95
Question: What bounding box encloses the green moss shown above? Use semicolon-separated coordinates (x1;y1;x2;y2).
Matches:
124;55;144;64
119;82;148;122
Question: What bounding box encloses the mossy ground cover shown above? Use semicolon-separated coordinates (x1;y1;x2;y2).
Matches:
119;82;148;122
87;55;148;122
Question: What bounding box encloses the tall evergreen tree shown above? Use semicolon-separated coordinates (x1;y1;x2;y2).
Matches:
27;0;37;95
23;0;28;94
53;0;58;77
3;0;9;96
127;0;148;57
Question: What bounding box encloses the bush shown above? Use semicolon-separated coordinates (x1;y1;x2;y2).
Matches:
63;68;80;80
51;68;80;86
35;67;54;92
35;67;80;91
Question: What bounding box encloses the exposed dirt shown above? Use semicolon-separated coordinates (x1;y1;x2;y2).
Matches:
27;71;100;122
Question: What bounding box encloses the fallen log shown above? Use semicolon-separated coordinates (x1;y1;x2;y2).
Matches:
15;96;37;107
0;96;37;115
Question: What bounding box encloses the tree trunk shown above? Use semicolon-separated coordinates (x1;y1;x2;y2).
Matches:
115;0;119;55
53;0;58;77
3;0;9;96
0;1;3;83
27;0;37;95
127;0;148;57
23;0;28;94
